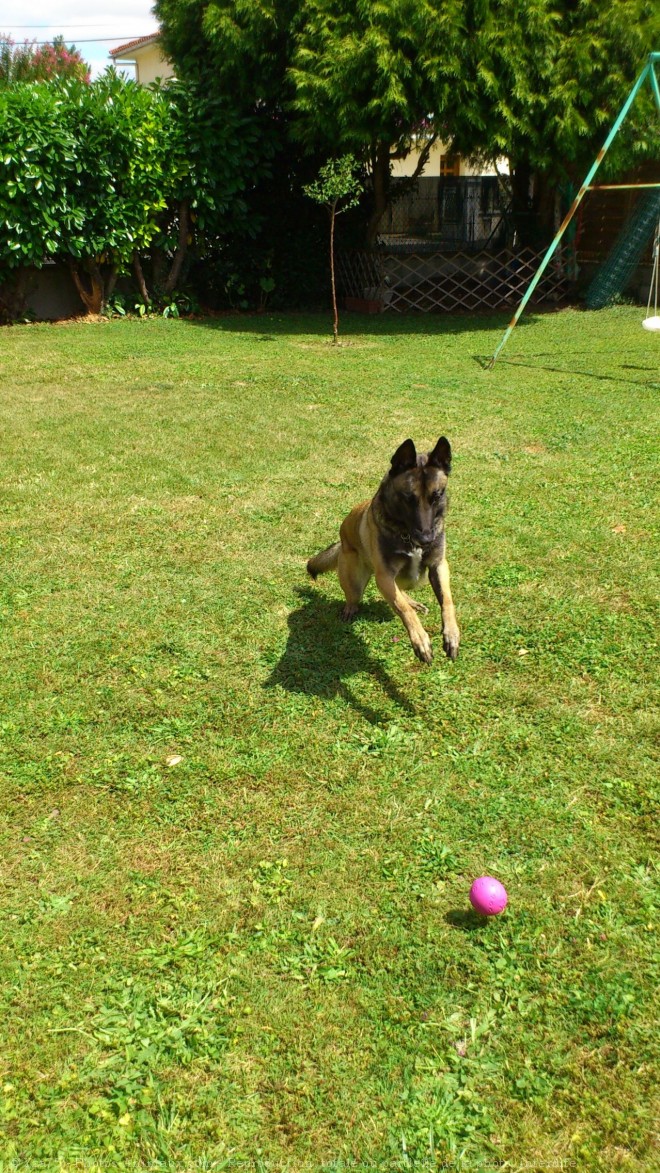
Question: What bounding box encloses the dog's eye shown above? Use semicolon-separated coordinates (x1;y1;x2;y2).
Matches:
404;492;417;505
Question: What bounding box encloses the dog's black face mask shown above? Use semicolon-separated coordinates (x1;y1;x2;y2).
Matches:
383;437;451;546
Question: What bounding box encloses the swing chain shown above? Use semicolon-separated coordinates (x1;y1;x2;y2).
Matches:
645;216;660;321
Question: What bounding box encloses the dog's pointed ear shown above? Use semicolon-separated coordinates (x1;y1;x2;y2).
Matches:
428;436;452;473
390;438;417;476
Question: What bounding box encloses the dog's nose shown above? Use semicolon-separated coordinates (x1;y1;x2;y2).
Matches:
418;530;435;545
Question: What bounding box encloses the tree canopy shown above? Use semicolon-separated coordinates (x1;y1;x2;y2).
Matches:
453;0;660;239
0;35;90;85
155;0;660;241
452;1;659;168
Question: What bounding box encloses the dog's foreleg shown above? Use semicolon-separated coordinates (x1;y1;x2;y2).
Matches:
429;560;460;661
375;571;433;664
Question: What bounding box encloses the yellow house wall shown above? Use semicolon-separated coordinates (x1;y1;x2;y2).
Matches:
391;140;508;178
132;43;175;85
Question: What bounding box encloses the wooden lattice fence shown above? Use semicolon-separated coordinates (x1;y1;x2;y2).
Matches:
337;246;573;313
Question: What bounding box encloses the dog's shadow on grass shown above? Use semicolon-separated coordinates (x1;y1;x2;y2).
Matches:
264;586;416;725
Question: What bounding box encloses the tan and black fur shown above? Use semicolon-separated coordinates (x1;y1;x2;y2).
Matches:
307;437;459;664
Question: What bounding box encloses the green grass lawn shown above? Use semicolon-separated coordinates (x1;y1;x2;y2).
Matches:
0;307;658;1171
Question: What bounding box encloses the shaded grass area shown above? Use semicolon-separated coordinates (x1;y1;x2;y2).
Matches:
0;307;658;1170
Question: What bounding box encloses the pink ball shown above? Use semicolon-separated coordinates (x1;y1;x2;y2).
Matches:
469;876;508;916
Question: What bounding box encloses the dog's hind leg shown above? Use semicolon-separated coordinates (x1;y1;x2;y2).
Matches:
402;593;429;615
337;547;371;621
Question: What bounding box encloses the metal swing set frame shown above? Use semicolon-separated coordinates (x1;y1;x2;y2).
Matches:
489;51;660;366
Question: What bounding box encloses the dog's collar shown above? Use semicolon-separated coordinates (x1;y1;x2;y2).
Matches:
395;534;424;554
372;498;430;554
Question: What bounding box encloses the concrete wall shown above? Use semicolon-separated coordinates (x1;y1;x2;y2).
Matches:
1;264;83;321
1;257;652;323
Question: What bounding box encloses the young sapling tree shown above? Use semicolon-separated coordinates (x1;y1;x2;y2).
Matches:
304;155;362;343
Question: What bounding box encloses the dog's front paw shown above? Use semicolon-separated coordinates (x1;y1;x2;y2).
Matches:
412;632;433;665
341;603;359;622
443;623;460;661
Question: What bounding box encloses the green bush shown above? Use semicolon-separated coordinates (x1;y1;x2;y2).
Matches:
0;73;274;317
0;83;81;274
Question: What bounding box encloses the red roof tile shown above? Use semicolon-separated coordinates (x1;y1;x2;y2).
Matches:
109;34;160;58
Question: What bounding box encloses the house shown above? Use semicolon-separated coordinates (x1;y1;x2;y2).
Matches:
391;140;506;182
109;34;174;85
386;141;510;249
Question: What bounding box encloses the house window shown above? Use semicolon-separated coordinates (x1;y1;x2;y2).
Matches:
440;154;460;177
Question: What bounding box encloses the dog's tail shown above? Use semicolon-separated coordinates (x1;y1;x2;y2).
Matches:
307;541;340;580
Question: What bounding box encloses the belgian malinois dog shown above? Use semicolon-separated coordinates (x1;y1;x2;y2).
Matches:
307;437;459;664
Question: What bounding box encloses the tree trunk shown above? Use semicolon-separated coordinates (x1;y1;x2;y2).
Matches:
133;251;150;305
165;197;190;294
152;246;167;289
366;141;391;247
329;202;338;344
68;258;105;315
105;264;119;303
509;160;558;249
510;159;535;248
534;173;557;243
